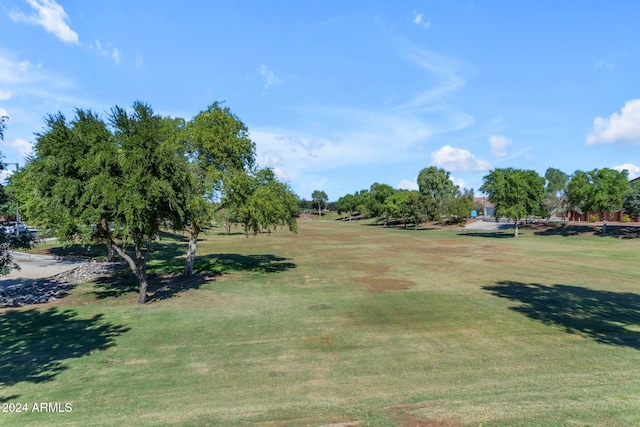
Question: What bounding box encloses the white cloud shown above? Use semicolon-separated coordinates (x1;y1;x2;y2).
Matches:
430;145;491;173
10;0;79;44
398;178;419;191
0;108;8;117
489;134;511;157
0;169;14;184
251;104;440;183
0;90;12;100
135;53;143;68
259;64;282;91
586;99;640;145
272;167;289;182
88;40;120;64
614;163;640;180
7;138;34;158
413;12;431;29
450;174;465;190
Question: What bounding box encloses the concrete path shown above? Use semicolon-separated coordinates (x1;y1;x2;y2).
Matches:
0;252;88;291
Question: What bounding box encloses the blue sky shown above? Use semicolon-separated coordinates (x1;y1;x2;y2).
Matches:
1;1;640;201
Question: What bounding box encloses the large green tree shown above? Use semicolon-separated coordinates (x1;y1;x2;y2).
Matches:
417;166;459;217
0;115;35;274
222;168;298;237
567;168;630;220
107;103;190;302
181;103;256;277
311;190;328;216
14;103;190;303
336;193;360;220
480;168;545;237
399;191;435;230
365;182;395;222
542;167;570;221
623;185;640;220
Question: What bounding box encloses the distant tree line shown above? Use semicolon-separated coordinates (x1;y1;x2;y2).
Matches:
8;102;299;303
330;167;478;230
482;166;635;237
330;165;638;237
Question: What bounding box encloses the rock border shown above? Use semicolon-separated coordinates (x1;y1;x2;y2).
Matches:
0;260;125;308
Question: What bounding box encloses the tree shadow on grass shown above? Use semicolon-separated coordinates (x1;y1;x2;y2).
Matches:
483;281;640;349
40;243;109;259
91;254;296;300
457;231;515;239
195;253;297;275
534;224;640;239
0;307;129;396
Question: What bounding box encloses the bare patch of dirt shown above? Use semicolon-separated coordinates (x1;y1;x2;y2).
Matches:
258;416;359;427
355;264;417;293
389;405;462;427
364;277;417;294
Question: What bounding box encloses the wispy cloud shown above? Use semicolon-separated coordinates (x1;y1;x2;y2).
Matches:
431;145;491;173
252;46;474;194
0;90;11;101
259;64;282;92
394;47;469;110
88;39;121;64
0;49;76;96
593;60;614;70
0;54;38;85
9;0;79;44
587;99;640;145
413;12;431;30
489;134;512;157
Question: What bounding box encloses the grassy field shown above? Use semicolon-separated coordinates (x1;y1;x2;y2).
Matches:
2;217;640;426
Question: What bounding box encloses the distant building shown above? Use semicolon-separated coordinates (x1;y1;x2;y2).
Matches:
474;197;495;217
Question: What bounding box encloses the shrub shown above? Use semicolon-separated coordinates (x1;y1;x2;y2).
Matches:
589;214;600;222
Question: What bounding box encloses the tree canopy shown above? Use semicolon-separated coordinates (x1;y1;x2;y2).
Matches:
623;186;640;220
181;102;256;276
480;168;545;237
417;166;459;214
567;168;630;218
311;190;328;216
11;101;297;303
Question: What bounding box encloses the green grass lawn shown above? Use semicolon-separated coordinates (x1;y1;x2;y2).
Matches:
3;219;640;426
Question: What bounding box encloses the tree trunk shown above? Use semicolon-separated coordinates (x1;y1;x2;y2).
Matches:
110;239;150;303
106;239;115;262
514;222;519;237
183;224;199;277
134;242;149;303
100;218;116;261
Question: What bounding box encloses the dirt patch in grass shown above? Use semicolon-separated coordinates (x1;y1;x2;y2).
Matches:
257;415;359;427
389;405;462;427
363;277;416;293
355;264;417;293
